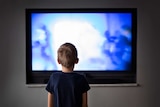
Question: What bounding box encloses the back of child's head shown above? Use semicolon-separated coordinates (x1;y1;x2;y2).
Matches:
57;43;78;68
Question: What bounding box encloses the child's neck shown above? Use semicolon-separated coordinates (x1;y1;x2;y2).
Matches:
62;66;74;73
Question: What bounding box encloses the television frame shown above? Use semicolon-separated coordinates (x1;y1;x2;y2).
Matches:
26;8;137;84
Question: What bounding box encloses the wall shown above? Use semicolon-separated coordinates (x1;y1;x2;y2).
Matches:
0;0;160;107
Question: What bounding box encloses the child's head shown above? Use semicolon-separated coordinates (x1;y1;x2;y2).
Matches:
57;43;79;68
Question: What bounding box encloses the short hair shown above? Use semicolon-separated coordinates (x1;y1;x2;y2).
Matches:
57;43;78;68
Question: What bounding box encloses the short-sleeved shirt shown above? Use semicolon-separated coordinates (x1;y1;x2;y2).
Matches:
46;72;90;107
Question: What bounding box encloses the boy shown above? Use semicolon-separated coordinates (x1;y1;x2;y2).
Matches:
46;43;90;107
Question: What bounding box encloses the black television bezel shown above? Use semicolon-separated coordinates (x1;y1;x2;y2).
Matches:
26;8;137;84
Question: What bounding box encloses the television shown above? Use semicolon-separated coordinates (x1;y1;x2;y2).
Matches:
26;8;137;84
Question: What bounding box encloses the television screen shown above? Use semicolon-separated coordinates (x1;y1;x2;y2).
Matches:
26;8;137;84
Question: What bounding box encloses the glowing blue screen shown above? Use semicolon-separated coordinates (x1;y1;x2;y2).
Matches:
31;13;132;71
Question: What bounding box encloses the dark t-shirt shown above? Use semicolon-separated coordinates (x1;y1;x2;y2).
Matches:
46;72;90;107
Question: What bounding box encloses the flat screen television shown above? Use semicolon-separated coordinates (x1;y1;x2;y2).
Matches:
26;8;137;84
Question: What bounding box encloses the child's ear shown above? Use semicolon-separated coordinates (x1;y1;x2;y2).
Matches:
75;58;79;64
57;58;61;64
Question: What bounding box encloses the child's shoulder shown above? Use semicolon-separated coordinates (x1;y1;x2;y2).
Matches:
74;73;87;79
50;72;62;78
50;72;86;79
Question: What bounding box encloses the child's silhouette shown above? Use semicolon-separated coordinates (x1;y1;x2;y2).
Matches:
46;43;90;107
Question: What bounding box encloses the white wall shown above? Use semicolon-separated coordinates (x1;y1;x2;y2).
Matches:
0;0;160;107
